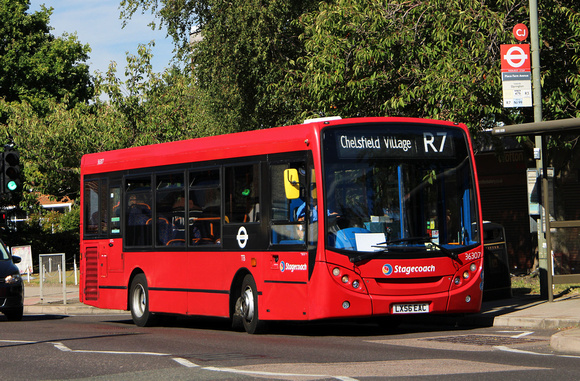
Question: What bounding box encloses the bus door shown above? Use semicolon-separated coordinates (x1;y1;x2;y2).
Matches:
263;156;314;319
106;184;123;272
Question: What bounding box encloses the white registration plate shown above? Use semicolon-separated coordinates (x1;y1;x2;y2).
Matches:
392;303;430;314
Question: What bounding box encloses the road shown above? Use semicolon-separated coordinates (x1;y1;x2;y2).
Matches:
1;313;579;380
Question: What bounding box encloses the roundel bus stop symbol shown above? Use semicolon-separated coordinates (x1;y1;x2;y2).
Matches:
501;44;530;72
504;46;527;68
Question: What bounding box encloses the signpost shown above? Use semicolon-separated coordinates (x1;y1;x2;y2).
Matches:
501;44;532;108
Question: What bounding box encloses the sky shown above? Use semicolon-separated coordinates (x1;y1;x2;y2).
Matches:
27;0;176;80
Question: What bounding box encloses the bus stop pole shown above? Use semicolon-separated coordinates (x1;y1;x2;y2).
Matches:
542;136;554;302
529;0;551;299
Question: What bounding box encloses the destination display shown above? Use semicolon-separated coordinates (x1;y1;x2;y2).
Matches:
334;128;456;159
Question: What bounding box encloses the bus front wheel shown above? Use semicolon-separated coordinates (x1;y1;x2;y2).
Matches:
240;274;264;334
130;274;157;327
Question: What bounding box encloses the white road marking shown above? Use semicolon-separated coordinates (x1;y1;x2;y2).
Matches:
497;330;535;338
495;345;580;359
172;357;200;368
51;341;169;356
5;338;568;380
203;365;350;380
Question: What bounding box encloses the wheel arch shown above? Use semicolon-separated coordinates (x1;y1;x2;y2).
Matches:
229;267;252;319
126;268;145;311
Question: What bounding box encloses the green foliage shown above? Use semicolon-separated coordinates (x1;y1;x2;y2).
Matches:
94;42;221;146
120;0;580;134
0;98;129;199
0;42;220;203
28;207;78;235
0;0;93;116
190;0;319;131
274;0;580;133
119;0;208;58
120;0;318;131
275;0;520;130
2;205;80;268
536;0;580;121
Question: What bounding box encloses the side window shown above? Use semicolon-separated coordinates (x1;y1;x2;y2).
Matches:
156;173;185;247
225;164;260;224
270;162;307;245
100;181;109;236
307;167;318;246
109;186;121;236
84;180;100;236
84;178;108;237
189;169;221;246
125;176;152;247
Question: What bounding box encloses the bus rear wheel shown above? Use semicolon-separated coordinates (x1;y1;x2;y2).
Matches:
240;274;264;334
130;274;157;327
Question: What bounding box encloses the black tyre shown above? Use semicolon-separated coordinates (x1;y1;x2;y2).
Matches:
130;274;157;327
240;274;265;334
4;307;23;321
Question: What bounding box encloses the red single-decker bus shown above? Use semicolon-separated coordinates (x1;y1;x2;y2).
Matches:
80;116;483;333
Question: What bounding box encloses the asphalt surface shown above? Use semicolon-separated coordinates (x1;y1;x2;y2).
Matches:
21;284;580;355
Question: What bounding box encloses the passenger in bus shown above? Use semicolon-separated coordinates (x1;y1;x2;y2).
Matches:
126;194;152;246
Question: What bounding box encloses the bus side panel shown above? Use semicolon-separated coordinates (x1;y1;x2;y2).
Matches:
149;290;189;315
125;251;189;315
80;240;128;311
96;288;128;310
259;251;309;321
185;251;236;318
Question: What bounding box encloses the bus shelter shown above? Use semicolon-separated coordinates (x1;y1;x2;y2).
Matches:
493;118;580;301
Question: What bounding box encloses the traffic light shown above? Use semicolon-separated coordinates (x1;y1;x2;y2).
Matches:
3;148;20;194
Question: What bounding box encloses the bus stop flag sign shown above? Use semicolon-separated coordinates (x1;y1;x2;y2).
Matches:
501;44;530;72
501;43;532;108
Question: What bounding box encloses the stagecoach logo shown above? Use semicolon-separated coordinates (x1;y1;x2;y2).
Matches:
383;263;437;276
382;264;393;276
236;226;249;249
280;261;307;273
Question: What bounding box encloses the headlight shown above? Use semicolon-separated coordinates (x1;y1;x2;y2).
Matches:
5;273;22;284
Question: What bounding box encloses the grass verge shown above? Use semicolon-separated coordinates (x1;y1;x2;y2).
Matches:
511;274;580;297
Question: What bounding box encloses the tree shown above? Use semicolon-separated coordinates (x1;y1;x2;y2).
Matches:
0;0;93;115
0;41;220;203
94;42;221;147
120;0;318;131
0;98;129;200
275;0;580;132
121;0;580;133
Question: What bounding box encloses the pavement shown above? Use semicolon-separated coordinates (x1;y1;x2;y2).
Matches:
20;284;580;355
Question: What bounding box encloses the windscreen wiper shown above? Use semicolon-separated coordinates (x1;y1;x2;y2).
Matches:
350;236;458;264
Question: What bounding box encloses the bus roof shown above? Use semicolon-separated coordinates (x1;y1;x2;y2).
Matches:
81;117;465;175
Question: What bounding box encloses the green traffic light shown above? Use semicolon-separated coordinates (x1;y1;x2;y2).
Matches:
7;181;17;191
